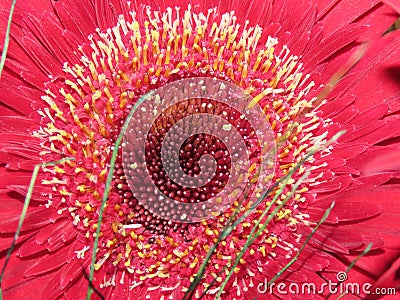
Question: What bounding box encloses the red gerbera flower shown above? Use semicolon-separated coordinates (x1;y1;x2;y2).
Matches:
0;1;400;299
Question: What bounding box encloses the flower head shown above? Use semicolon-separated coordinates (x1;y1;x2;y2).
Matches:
1;1;400;299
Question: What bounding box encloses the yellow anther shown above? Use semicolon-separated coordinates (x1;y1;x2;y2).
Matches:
85;203;92;211
205;228;214;236
247;88;273;109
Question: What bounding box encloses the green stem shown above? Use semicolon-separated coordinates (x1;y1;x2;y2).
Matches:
268;201;335;286
0;0;17;78
86;92;153;299
215;170;311;299
0;158;74;299
335;243;373;299
187;151;314;299
199;131;344;298
345;243;372;274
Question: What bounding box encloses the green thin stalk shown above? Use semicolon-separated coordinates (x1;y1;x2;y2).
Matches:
249;171;311;245
0;157;74;300
0;0;16;78
198;266;228;300
195;172;301;300
268;201;335;286
194;131;345;299
189;161;306;300
184;181;272;300
237;133;344;285
184;176;283;300
335;243;373;299
345;243;373;274
230;130;343;231
215;170;311;299
184;163;284;299
86;92;153;300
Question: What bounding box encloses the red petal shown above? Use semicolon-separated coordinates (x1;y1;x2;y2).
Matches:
2;273;54;300
93;0;118;31
367;256;400;300
301;225;349;253
341;121;384;143
24;240;76;277
304;24;366;67
318;0;381;36
356;116;400;145
356;173;393;186
309;174;353;194
0;205;57;234
340;31;400;111
350;145;400;174
308;201;381;224
7;185;49;203
17;234;50;258
0;232;33;253
350;104;388;125
382;0;400;13
361;151;400;175
326;187;400;250
320;95;356;119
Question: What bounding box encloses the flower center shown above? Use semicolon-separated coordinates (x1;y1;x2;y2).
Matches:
35;4;325;296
